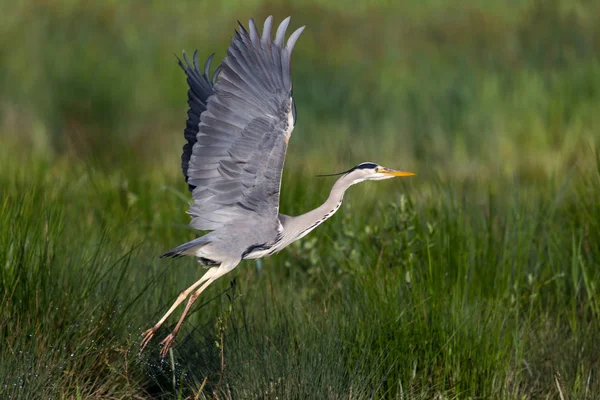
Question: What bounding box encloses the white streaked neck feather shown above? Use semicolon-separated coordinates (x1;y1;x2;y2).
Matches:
276;173;360;250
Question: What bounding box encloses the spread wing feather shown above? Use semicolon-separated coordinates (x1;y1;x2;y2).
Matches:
185;16;305;234
177;51;221;191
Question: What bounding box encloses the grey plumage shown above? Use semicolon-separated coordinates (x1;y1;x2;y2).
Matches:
186;18;300;226
163;16;304;262
141;16;415;358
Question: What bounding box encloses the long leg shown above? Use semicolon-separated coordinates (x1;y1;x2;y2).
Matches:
140;266;219;354
159;266;232;358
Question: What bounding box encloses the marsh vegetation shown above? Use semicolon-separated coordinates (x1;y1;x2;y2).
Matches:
1;0;599;398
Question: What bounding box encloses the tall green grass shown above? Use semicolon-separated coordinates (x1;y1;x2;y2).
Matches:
1;0;600;398
1;146;598;398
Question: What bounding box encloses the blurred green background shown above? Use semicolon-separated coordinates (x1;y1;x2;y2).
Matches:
1;0;599;398
3;0;599;178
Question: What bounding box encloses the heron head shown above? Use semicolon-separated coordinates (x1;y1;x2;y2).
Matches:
318;162;415;183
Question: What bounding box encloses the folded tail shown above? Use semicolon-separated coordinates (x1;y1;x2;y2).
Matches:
160;237;210;259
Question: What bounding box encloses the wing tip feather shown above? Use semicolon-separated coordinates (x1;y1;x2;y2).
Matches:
248;18;260;45
204;53;215;76
286;25;305;55
262;15;273;44
274;16;291;47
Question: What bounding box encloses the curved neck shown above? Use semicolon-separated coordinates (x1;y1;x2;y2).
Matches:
278;174;356;248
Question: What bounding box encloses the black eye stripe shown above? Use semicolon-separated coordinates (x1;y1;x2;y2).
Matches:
353;162;378;171
317;162;378;177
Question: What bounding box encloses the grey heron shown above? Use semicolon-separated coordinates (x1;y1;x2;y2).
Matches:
140;16;415;358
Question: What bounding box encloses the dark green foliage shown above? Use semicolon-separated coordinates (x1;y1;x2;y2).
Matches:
1;148;598;398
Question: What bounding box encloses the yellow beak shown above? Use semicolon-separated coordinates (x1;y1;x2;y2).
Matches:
382;168;416;177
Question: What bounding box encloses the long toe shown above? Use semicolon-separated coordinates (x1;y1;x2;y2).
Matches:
159;333;176;359
139;328;156;355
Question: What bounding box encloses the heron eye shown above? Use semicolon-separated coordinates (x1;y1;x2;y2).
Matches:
375;167;381;173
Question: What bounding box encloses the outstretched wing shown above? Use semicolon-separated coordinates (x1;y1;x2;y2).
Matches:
177;51;221;192
186;16;304;232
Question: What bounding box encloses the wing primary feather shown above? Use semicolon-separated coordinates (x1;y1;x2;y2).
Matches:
212;65;222;84
247;18;276;91
248;18;260;45
262;15;273;45
175;54;185;70
274;16;291;47
286;26;305;56
260;16;276;89
231;26;273;93
183;51;192;69
233;22;258;68
258;17;279;90
177;50;222;192
193;49;199;69
204;53;215;76
237;20;248;35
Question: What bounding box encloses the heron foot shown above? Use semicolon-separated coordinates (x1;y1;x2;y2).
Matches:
159;333;177;359
139;327;157;355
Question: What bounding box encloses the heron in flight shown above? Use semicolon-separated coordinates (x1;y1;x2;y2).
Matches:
140;16;415;357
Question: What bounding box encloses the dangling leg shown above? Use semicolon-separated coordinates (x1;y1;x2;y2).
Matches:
159;264;234;358
140;266;219;354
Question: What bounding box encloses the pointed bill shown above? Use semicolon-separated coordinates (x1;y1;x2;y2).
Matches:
381;168;416;177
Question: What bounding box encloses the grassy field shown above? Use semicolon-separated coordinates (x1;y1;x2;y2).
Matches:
1;0;600;398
